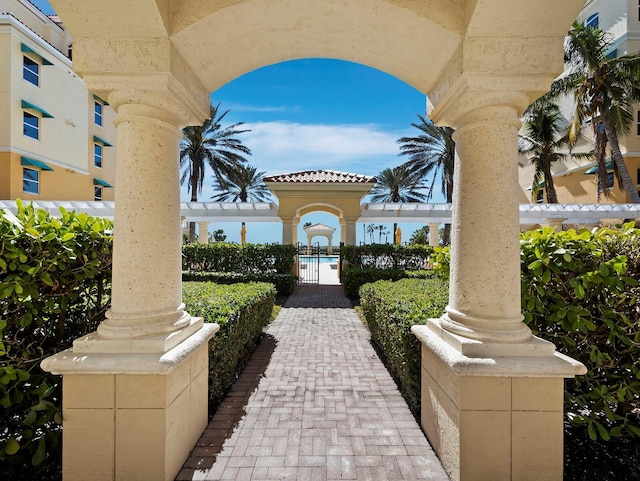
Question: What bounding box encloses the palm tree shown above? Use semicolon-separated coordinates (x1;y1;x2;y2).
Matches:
369;166;427;243
518;101;592;203
211;165;271;203
397;115;455;243
545;21;640;202
180;103;251;240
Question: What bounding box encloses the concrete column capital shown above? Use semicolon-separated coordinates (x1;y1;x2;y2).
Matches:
84;73;209;128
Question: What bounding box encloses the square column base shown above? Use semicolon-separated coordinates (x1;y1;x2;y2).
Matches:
413;321;586;481
41;324;218;481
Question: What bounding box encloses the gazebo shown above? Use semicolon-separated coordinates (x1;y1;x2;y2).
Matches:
303;223;336;254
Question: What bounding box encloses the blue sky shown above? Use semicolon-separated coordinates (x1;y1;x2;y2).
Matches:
31;0;441;245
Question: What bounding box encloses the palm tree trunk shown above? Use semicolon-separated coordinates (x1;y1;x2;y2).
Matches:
393;222;398;244
602;118;640;203
443;180;453;245
594;129;608;202
542;162;558;204
189;175;198;242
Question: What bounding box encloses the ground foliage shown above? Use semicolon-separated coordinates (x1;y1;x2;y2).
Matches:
342;268;434;299
359;278;449;415
0;201;113;481
357;224;640;480
182;271;296;296
341;244;433;270
182;242;296;274
182;282;276;411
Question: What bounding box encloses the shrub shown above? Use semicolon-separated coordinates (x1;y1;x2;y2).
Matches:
341;244;433;270
182;271;296;296
359;278;449;415
0;201;112;480
182;243;296;274
182;282;276;409
342;268;434;299
521;225;640;441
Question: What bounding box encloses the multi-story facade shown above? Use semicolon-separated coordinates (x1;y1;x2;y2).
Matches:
0;0;116;202
519;0;640;204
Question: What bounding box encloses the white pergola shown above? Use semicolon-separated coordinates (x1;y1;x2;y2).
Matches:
4;200;639;226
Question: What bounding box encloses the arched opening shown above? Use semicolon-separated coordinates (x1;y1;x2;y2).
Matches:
43;1;587;480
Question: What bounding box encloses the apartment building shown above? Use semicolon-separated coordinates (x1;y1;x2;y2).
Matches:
0;0;116;202
519;0;640;204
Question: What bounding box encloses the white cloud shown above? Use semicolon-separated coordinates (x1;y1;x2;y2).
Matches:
241;121;409;176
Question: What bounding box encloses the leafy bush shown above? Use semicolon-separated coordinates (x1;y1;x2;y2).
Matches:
341;244;433;270
182;243;296;274
359;278;449;415
182;271;296;296
182;282;276;409
0;201;112;480
521;225;640;441
342;268;434;299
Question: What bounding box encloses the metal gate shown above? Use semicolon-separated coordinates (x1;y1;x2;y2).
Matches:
297;242;320;284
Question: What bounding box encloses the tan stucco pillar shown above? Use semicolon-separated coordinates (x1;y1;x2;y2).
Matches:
429;223;440;247
198;221;209;243
340;218;346;244
344;217;357;246
282;216;294;245
443;106;531;343
42;83;217;481
543;218;567;231
412;102;585;481
292;217;300;245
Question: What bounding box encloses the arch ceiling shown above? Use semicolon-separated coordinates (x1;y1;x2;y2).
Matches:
50;0;583;126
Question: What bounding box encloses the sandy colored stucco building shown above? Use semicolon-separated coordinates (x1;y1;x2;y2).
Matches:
0;0;116;202
518;0;640;205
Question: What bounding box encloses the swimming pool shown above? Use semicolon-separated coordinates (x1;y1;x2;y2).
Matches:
299;256;339;264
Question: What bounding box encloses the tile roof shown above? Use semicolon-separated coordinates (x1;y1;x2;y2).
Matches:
263;170;376;184
303;223;336;231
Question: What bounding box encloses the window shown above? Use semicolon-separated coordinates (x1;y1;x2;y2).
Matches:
94;186;102;201
605;48;618;59
23;56;39;86
637;111;640;136
23;167;39;194
636;168;640;185
94;101;103;126
94;143;103;168
535;189;544;204
606;171;614;189
585;13;599;28
23;112;39;139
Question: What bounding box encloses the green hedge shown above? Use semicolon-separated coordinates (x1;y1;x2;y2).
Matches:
341;244;433;270
0;202;113;480
342;268;434;299
182;271;296;296
358;225;640;444
182;282;276;409
521;225;640;441
182;243;296;274
359;278;449;415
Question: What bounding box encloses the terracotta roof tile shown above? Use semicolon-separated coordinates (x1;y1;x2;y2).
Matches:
264;169;376;184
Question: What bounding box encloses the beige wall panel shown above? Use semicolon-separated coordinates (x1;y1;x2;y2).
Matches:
0;152;11;197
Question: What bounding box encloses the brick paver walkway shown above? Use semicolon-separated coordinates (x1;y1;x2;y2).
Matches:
177;285;448;481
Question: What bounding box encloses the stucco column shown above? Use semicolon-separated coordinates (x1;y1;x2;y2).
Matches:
344;217;357;246
198;222;209;243
543;218;567;231
429;223;440;247
292;217;300;245
340;218;346;244
77;103;204;352
442;106;531;344
281;216;294;245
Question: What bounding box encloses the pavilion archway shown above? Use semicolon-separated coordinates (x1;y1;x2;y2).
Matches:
43;1;587;480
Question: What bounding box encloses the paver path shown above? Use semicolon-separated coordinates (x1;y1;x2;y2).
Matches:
178;285;448;481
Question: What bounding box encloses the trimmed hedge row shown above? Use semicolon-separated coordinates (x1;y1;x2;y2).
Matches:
182;271;296;296
342;268;434;299
341;244;433;270
182;243;296;274
358;224;639;447
182;282;276;410
359;278;449;415
0;202;113;480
